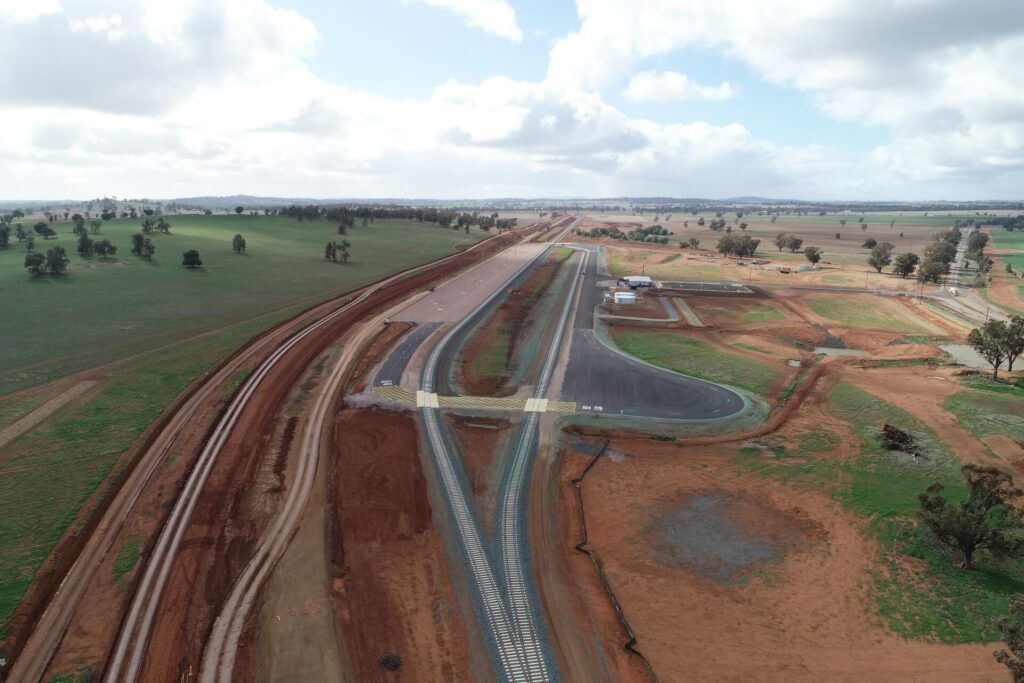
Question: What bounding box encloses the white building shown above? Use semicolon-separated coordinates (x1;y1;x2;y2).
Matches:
614;291;638;305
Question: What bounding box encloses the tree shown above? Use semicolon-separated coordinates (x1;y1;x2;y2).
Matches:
1003;315;1024;373
24;251;45;275
968;320;1010;379
77;230;94;255
141;218;155;233
34;221;55;239
917;257;948;284
773;232;789;252
739;222;748;231
182;250;202;268
235;206;244;214
131;233;155;260
325;241;336;262
89;219;102;234
786;236;804;253
0;224;10;249
156;217;171;234
14;223;27;242
45;246;69;275
893;252;920;278
94;239;117;257
232;233;247;254
804;246;822;264
862;237;878;249
868;242;895;273
919;464;1023;570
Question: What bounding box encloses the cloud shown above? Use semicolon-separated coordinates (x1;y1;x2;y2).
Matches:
0;0;317;115
2;0;1023;200
413;0;522;41
548;0;1024;192
0;0;60;23
624;71;736;103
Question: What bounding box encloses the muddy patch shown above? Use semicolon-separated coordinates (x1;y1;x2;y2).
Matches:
645;490;821;583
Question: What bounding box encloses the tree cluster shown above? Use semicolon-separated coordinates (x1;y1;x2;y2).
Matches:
716;234;761;257
324;240;351;263
773;232;804;253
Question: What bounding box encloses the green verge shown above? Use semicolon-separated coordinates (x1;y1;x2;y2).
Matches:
742;304;785;323
807;295;929;333
944;378;1024;445
738;382;1024;642
113;535;142;584
611;329;780;396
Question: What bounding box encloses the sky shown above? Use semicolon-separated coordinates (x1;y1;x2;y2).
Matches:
0;0;1023;200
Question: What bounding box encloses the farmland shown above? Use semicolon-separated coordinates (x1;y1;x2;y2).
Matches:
0;214;487;635
0;214;487;394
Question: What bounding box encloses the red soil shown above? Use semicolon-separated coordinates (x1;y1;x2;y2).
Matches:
328;408;471;681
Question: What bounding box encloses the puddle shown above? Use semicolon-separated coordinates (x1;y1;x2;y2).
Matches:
813;347;869;357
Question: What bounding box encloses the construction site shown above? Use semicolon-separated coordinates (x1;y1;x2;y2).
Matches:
3;213;1023;683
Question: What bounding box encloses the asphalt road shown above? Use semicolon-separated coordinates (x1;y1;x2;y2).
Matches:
561;244;746;420
375;322;442;386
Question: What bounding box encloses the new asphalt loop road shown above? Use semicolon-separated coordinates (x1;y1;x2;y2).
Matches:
561;245;746;420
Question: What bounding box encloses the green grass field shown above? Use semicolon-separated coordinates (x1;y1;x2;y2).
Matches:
944;378;1024;445
0;214;485;394
611;329;781;395
807;294;929;333
739;382;1024;643
742;304;784;323
0;214;487;635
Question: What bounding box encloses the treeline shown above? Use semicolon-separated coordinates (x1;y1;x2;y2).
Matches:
574;224;671;244
981;215;1024;232
278;204;517;232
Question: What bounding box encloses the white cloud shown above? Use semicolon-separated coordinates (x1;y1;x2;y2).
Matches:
0;0;60;23
413;0;522;41
624;71;736;103
2;0;1024;200
549;0;1024;192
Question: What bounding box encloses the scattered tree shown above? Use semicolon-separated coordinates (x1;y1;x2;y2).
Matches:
232;233;247;254
182;250;203;268
235;206;244;214
893;252;920;278
45;246;69;275
804;246;822;264
24;251;45;275
773;232;790;252
862;237;878;249
868;242;895;273
918;464;1023;570
0;224;10;249
94;239;117;257
77;230;94;255
968;320;1010;379
89;219;102;234
131;233;156;260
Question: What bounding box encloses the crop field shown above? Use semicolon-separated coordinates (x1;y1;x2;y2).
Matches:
988;229;1024;251
610;329;782;396
0;214;488;634
0;214;487;394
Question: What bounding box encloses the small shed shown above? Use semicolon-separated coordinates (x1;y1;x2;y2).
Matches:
614;291;638;305
619;275;653;289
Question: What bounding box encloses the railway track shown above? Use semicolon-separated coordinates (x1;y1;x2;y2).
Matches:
418;220;580;682
94;227;530;683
